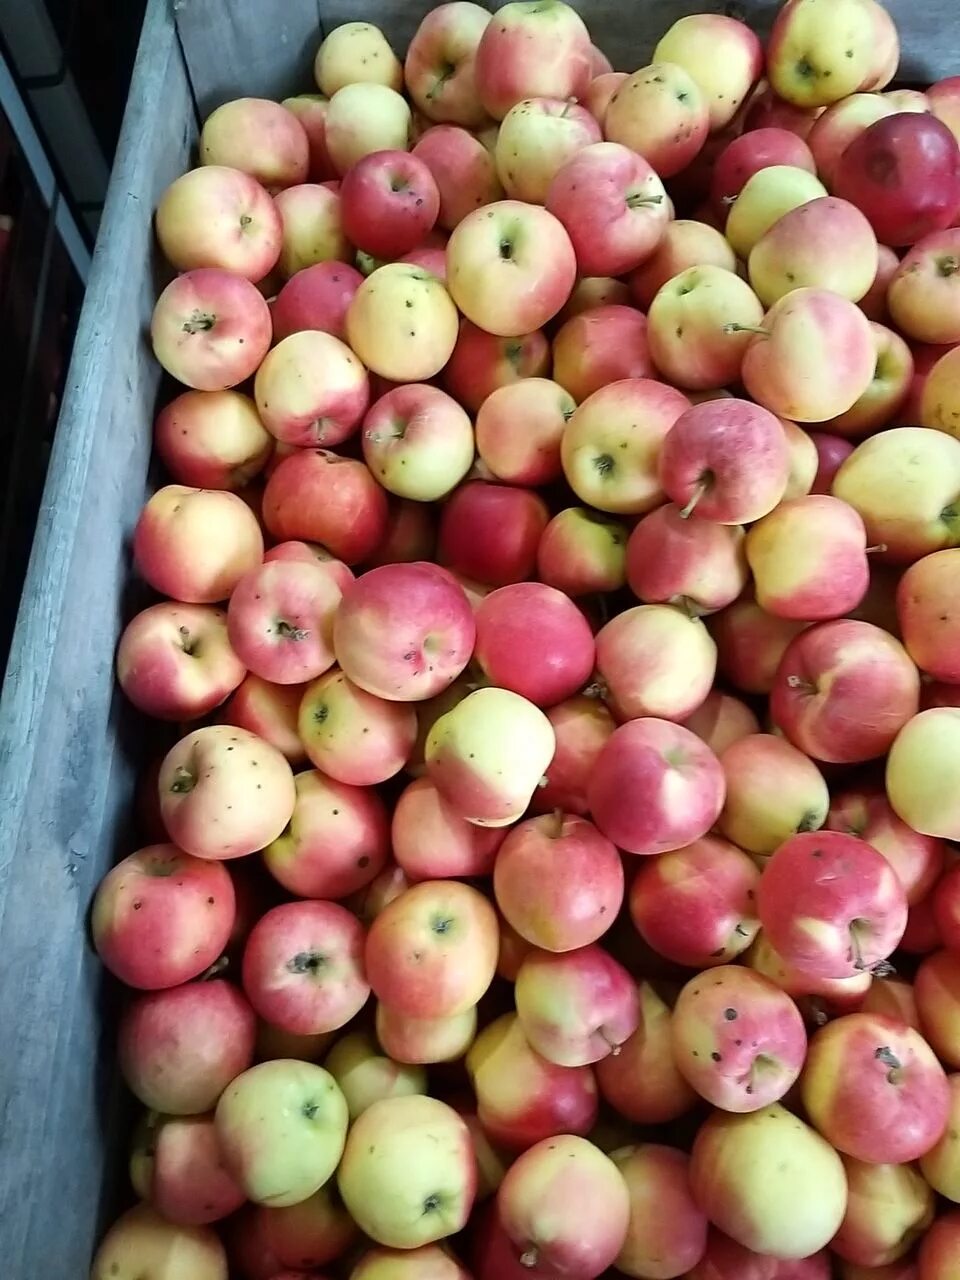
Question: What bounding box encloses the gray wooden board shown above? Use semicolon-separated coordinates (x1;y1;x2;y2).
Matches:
0;0;194;1273
0;0;959;1275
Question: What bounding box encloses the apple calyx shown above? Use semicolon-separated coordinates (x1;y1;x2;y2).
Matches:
276;619;310;642
169;764;196;795
287;949;327;975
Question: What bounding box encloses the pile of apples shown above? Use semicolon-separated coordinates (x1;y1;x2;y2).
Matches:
87;0;960;1277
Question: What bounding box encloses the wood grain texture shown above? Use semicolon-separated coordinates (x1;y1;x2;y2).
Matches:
0;0;193;1273
175;0;323;116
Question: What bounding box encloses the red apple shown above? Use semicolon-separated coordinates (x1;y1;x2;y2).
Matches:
530;695;617;817
682;689;761;757
220;674;307;764
472;0;592;120
710;127;816;217
340;149;440;257
242;900;369;1035
475;378;572;487
254;330;369;449
757;831;908;981
828;785;945;907
299;668;416;785
391;776;504;880
710;595;809;695
119;978;255;1115
594;604;717;722
438;481;549;586
151;268;273;390
412;125;504;229
226;559;342;685
916;949;960;1067
551;304;654;404
442;318;549;413
271;260;363;341
626;503;747;614
595;981;697;1125
154;389;273;490
536;508;628;597
262;449;389;565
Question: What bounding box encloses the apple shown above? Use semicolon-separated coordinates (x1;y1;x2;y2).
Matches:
351;1244;471;1280
921;344;960;436
672;965;808;1112
346;262;459;381
324;1030;425;1120
494;811;623;952
472;0;592;120
200;97;309;189
404;3;491;128
745;495;871;620
369;499;438;567
545;143;669;277
350;862;411;926
749;196;878;307
647;266;765;392
718;732;828;858
263;768;389;899
530;695;617;816
376;1002;478;1065
915;949;960;1068
561;377;691;515
757;830;908;980
324;83;411;174
154;389;272;490
658;398;790;523
862;976;922;1030
552;304;654;403
903;898;947;958
412;125;504;230
299;668;416;785
829;785;945;907
771;619;920;763
724;165;827;260
476;378;572;487
314;21;402;95
594;603;716;723
446;200;576;336
283;94;336;181
116;601;245;721
833;427;960;562
216;1059;348;1207
919;1211;960;1280
514;945;639;1067
742;86;825;139
584;71;627;122
494;96;600;205
810;431;855;492
443;319;550;412
687;1230;831;1280
683;689;760;756
392;776;503;880
473;583;594;708
831;1156;933;1268
466;1012;598;1150
898;548;960;681
801;1011;950;1163
710;127;816;215
654;13;763;130
560;275;631;318
118;979;255;1113
933;863;960;951
133;484;263;604
537;507;628;597
333;561;475;701
151;268;272;391
159;724;296;860
155;165;281;281
242;899;369;1035
273;183;350;277
263;450;389;565
595;982;697;1125
338;1095;474;1248
690;1104;847;1259
236;1182;357;1275
736;287;875;422
605;62;709;178
920;1073;960;1200
629;218;737;310
271;261;363;342
131;1111;245;1226
630;835;760;968
90;1204;227;1280
438;481;549;586
91;844;235;989
226;560;342;685
365;879;498;1016
931;75;960;143
587;717;725;856
766;0;889;107
835;112;960;247
890;229;960;345
221;674;307;764
745;929;873;1012
254;330;368;449
710;595;809;694
829;322;914;437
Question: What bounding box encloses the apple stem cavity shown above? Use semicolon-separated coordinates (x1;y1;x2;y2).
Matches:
874;1044;904;1084
169;764;196;795
276;619;310;642
181;309;216;334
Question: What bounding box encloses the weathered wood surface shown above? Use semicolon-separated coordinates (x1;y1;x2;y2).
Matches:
0;0;194;1273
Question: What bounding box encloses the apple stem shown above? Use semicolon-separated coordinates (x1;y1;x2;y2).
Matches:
548;808;565;839
679;482;707;519
786;674;817;695
864;544;888;555
198;955;229;982
536;775;550;789
938;255;960;277
625;191;664;209
583;678;608;701
722;322;770;337
874;1044;903;1084
181;309;216;334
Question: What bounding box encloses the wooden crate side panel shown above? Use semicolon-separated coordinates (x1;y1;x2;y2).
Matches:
0;0;195;1272
174;0;323;116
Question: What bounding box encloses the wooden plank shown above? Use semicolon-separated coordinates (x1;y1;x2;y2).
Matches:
315;0;960;80
0;0;195;1273
174;0;324;117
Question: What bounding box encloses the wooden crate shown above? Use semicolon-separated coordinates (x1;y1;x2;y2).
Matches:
0;0;954;1274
